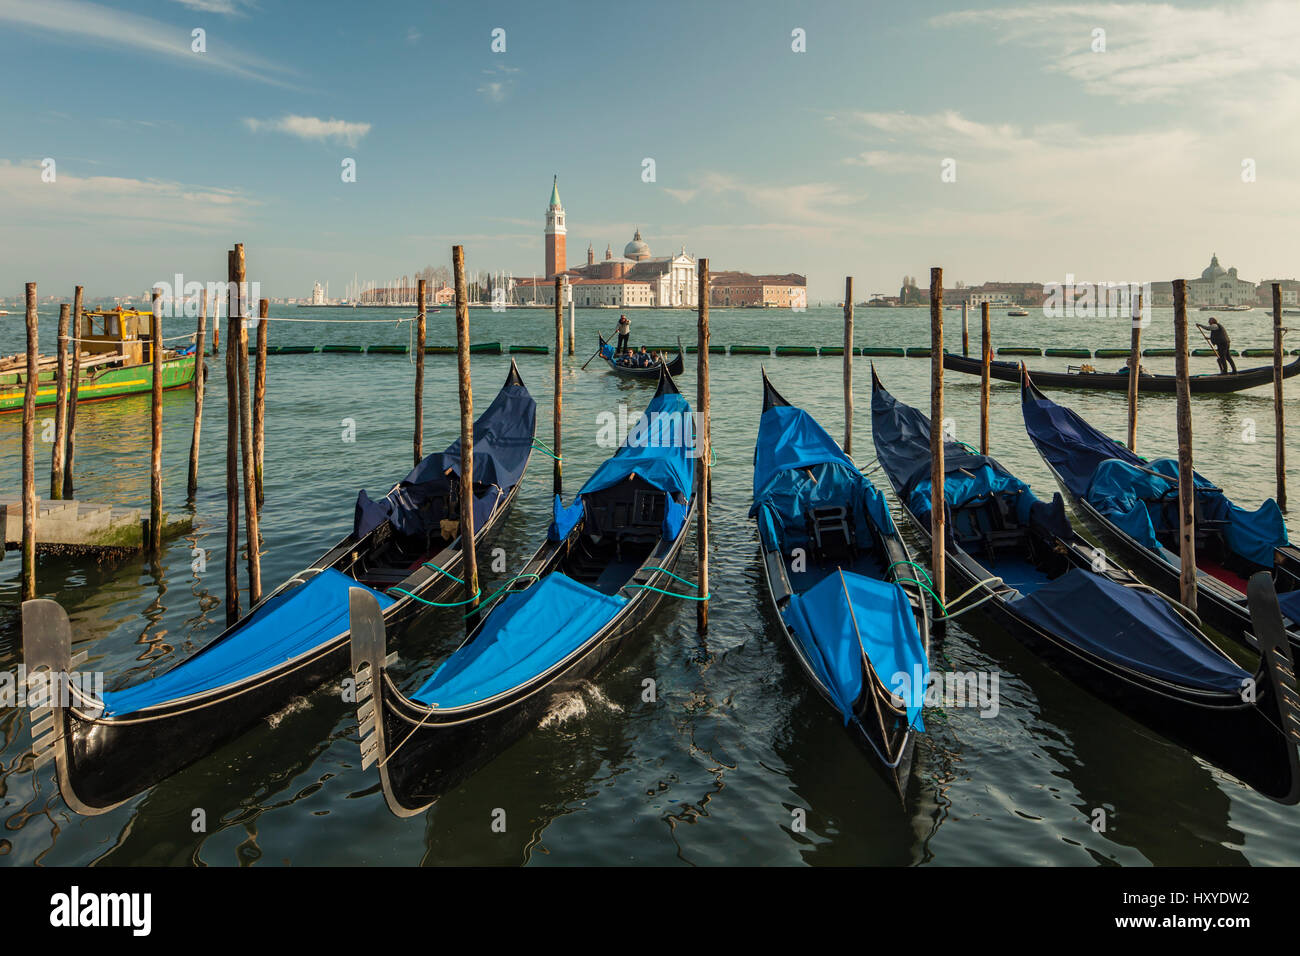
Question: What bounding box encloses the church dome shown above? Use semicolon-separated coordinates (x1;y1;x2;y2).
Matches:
1201;254;1226;280
623;228;650;261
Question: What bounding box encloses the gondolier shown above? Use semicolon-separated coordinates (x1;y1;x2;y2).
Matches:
616;314;631;351
1196;317;1237;374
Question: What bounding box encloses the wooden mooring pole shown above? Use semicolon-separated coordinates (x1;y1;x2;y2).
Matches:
961;300;970;357
149;289;164;555
21;283;38;600
979;302;991;456
414;278;426;466
843;277;853;456
224;252;240;626
697;257;711;634
568;283;575;356
50;302;70;499
1127;292;1143;452
254;298;268;507
1272;283;1288;512
234;246;261;606
1172;279;1197;613
187;289;207;501
453;245;479;628
930;267;946;608
554;274;564;494
63;286;83;498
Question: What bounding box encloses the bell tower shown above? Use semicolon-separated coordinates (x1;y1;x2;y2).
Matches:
544;175;566;278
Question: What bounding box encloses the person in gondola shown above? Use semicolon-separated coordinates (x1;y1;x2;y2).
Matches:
637;345;651;367
1196;316;1237;374
616;314;631;351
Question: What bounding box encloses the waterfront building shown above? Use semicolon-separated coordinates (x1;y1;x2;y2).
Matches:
545;175;566;278
709;271;808;308
1187;254;1255;306
310;282;326;306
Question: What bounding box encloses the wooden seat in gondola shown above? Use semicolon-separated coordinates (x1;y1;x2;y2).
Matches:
807;505;855;564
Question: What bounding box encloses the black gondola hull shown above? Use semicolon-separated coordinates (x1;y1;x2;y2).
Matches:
599;335;684;378
944;351;1300;393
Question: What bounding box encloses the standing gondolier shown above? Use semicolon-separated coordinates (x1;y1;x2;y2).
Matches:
1197;317;1237;374
616;313;631;351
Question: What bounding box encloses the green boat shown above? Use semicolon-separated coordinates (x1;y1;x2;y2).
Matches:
1;308;196;414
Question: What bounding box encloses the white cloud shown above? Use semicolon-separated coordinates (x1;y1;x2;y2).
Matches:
477;65;520;103
243;114;371;146
168;0;255;14
0;0;294;87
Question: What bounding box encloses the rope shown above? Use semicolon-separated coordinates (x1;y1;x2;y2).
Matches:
531;438;563;461
622;567;708;600
466;573;540;617
886;560;933;586
387;585;481;607
895;578;948;615
421;561;464;584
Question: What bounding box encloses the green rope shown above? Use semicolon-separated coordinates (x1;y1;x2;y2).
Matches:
388;585;481;608
624;583;711;601
886;560;933;586
895;577;948;616
639;566;698;589
421;561;464;584
466;573;541;617
531;438;563;461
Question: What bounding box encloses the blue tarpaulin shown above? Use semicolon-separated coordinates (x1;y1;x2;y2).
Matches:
579;389;695;501
101;570;395;717
547;494;585;542
413;573;626;709
782;570;927;730
1023;384;1287;568
1279;588;1300;625
354;371;536;539
1011;570;1249;693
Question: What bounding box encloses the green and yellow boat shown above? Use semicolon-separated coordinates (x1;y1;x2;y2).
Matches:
1;308;197;414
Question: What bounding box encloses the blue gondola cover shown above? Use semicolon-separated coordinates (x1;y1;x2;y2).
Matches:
101;570;395;717
782;570;927;729
1279;589;1300;625
1011;570;1249;694
413;573;626;709
548;494;585;542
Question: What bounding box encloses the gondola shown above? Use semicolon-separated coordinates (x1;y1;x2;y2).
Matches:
751;370;930;798
943;350;1300;393
23;361;536;815
350;367;698;815
870;367;1300;804
1019;370;1300;653
598;334;684;378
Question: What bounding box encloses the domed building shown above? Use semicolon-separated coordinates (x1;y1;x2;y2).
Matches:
624;229;651;261
1188;253;1255;307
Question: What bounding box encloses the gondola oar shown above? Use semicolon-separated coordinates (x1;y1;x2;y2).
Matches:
581;327;620;370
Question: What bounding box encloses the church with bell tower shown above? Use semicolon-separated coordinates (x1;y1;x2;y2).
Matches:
545;175;565;278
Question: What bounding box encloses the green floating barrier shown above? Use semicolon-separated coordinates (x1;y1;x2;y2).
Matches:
1142;348;1176;357
274;344;318;355
730;345;771;355
424;342;504;354
368;345;408;354
1241;348;1274;357
1045;348;1091;358
321;344;363;353
510;345;548;354
998;347;1042;356
684;345;726;354
820;346;844;356
859;347;905;357
775;345;818;356
1094;348;1129;358
905;347;931;358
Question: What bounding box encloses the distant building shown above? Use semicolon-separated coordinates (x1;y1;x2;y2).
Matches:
1187;254;1254;306
545;176;566;278
709;271;807;308
1256;278;1300;306
310;282;326;306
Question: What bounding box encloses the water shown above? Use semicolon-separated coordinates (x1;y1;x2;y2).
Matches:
0;304;1295;866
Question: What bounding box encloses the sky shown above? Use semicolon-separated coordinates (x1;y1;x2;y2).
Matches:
3;0;1299;302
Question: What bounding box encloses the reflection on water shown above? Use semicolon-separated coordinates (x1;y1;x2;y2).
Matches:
0;306;1295;865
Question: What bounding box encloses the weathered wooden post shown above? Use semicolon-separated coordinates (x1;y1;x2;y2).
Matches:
63;286;84;499
843;277;853;456
1173;279;1197;613
961;301;970;357
21;283;38;601
50;303;70;499
554;274;564;494
225;252;241;626
1126;291;1143;452
1272;283;1288;512
187;288;207;501
233;247;261;605
149;289;164;554
254;298;268;508
414;278;426;465
568;281;575;356
980;302;991;456
930;267;946;607
453;245;479;627
697;257;711;633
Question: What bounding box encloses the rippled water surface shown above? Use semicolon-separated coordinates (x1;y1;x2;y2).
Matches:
1;304;1295;866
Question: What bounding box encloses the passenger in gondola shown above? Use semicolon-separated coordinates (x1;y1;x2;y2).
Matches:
1196;317;1237;374
616;314;631;351
637;346;651;367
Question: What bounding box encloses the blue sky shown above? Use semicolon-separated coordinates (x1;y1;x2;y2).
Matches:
3;0;1299;301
